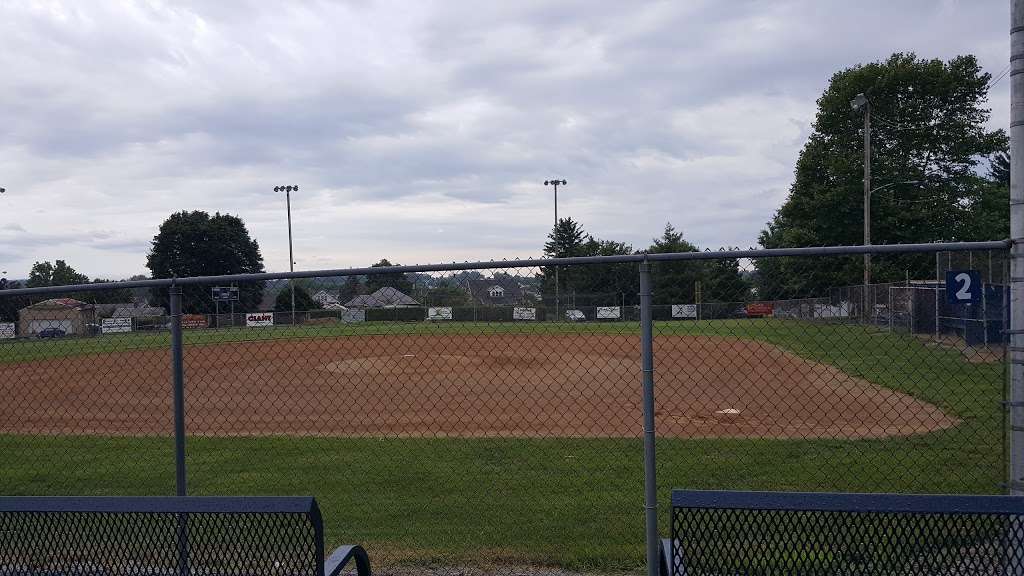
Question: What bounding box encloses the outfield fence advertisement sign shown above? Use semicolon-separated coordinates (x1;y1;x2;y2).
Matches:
513;307;536;320
427;307;453;320
672;304;697;319
596;306;621;319
182;314;208;329
746;303;774;317
246;312;274;327
101;317;132;334
0;322;14;339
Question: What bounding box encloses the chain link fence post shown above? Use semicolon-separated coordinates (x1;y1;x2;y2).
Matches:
639;259;658;576
169;282;191;576
1011;0;1024;498
170;283;187;497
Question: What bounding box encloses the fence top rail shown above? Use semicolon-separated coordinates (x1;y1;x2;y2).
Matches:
0;495;319;515
0;240;1009;297
671;490;1024;515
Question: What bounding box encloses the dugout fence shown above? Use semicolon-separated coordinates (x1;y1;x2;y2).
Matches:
0;240;1012;575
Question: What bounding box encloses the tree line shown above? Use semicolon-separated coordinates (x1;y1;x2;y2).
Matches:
757;52;1008;297
541;218;749;307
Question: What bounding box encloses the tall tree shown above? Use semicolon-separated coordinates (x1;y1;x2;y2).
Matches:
700;248;750;304
574;237;636;306
274;284;320;313
424;280;470;306
540;217;589;302
22;260;132;304
365;259;414;294
990;151;1010;186
146;211;265;313
759;53;1006;294
339;276;365;303
87;279;134;304
646;223;702;304
27;260;89;288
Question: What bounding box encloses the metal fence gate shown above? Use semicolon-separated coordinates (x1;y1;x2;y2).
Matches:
0;240;1010;574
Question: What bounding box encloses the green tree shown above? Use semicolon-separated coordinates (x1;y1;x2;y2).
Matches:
646;223;702;304
146;211;265;313
274;283;320;312
575;237;636;306
759;52;1006;295
0;279;29;323
540;218;589;302
23;260;132;304
87;279;134;305
365;259;414;294
339;276;365;303
700;248;751;304
990;151;1010;186
27;260;89;288
424;280;470;306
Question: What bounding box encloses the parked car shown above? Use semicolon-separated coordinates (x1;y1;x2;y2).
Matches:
37;327;67;338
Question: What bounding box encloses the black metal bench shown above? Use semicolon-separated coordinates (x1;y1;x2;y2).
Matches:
0;496;370;576
662;490;1024;575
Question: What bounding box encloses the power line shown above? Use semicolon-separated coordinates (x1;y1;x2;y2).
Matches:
988;63;1011;91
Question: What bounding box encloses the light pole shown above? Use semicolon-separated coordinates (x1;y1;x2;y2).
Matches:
851;93;871;288
544;179;566;321
274;185;298;325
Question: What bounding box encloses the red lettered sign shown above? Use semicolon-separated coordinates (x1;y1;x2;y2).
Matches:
182;314;208;329
745;303;774;318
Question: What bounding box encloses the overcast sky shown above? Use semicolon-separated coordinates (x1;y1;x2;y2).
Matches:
0;0;1011;279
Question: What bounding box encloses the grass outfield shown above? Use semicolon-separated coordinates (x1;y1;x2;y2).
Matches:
0;319;1006;570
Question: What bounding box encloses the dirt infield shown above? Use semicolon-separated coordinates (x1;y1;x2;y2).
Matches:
0;334;958;439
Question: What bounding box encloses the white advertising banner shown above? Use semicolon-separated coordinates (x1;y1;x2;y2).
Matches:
246;312;275;327
101;317;133;334
427;307;453;320
512;307;536;320
0;322;14;339
672;304;698;319
596;306;621;319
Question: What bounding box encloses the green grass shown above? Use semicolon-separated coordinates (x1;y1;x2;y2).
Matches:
0;319;1006;570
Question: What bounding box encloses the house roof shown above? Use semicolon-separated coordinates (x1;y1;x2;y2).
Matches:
344;287;419;308
312;290;341;304
466;277;525;306
95;302;166;318
22;298;94;312
113;306;166;318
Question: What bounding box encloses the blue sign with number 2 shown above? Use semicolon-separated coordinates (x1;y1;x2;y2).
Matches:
945;269;981;306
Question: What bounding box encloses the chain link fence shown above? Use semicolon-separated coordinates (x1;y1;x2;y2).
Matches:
0;242;1010;573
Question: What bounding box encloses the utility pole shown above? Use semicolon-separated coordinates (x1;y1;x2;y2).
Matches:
544;179;566;322
274;185;299;325
1009;0;1024;497
851;93;871;320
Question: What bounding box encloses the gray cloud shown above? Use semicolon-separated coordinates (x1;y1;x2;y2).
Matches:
0;0;1010;279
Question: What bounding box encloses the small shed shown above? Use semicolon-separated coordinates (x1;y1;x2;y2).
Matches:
18;298;96;335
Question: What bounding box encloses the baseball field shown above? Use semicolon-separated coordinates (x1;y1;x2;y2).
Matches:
0;319;1005;570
